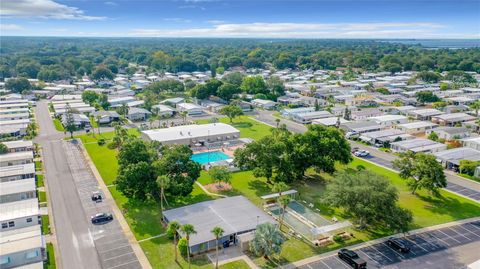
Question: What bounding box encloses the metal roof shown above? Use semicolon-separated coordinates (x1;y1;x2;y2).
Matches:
163;196;276;246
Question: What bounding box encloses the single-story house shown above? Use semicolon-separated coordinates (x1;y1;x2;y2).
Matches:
0;163;35;183
163;196;276;255
141;123;240;146
0;178;36;204
0;198;40;232
151;104;175;117
0;113;29;122
160;97;185;108
312;117;350;127
1;140;33;153
91;111;120;124
108;96;136;108
389;105;416;115
359;129;412;144
350;108;383;121
281;107;315;118
407;109;444;121
0;151;33;167
367;114;408;127
463;137;480;151
291;111;332;124
177;103;204;116
390;138;447;153
251;99;276;110
396;121;438;135
340;121;384;134
431;113;476;127
434;147;480;170
61;113;91;128
200;100;225;112
127;107;151;121
0;225;46;269
426;127;470;141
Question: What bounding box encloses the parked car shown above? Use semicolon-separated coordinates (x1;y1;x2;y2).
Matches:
91;213;113;224
346;131;360;139
338;249;367;269
351;147;360;153
353;150;370;157
91;191;102;202
386;237;410;253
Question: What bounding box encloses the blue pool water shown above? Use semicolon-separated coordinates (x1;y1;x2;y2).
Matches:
191;151;231;165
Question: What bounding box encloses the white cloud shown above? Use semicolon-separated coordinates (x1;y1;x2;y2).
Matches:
207;20;227;24
0;24;24;31
163;18;192;23
1;0;106;20
130;22;449;38
104;1;118;6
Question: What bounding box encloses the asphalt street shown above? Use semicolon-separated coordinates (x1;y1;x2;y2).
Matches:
35;101;142;269
298;221;480;269
254;111;480;203
34;100;103;269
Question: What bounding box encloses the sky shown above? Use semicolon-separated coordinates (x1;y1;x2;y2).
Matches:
0;0;479;38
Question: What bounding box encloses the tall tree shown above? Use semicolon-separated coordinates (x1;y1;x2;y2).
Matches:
181;224;197;269
393;152;447;196
5;77;31;93
219;104;243;123
250;223;285;260
211;226;225;269
208;166;231;188
323;169;413;231
470;101;480;117
64;103;76;138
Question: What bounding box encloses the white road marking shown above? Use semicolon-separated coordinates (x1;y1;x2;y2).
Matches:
437;230;462;243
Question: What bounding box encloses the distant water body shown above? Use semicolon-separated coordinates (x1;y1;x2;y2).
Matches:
382;39;480;49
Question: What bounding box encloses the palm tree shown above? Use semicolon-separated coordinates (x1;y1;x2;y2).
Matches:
211;226;224;269
156;175;170;217
277;195;291;230
275;118;280;128
250;223;285;260
167;221;181;262
89;115;96;138
181;224;197;269
95;115;102;135
180;111;188;124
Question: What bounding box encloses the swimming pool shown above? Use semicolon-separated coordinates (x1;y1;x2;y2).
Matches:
191;151;231;165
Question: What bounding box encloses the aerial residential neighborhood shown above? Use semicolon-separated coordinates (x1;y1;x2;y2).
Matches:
1;1;480;269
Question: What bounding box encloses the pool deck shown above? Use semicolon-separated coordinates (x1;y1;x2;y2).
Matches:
191;145;242;157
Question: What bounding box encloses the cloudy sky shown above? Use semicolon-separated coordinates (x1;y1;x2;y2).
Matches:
1;0;479;38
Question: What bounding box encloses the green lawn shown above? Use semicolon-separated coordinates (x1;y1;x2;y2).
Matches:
53;118;64;131
196;116;273;141
36;174;44;188
459;173;480;183
35;160;42;171
219;260;251;269
197;157;480;267
140;236;213;269
41;215;50;234
45;243;56;269
38;191;47;203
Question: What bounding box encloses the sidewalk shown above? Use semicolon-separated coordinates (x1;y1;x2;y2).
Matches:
77;139;153;269
282;216;480;269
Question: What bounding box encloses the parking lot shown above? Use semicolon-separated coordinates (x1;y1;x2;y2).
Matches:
64;140;142;269
445;182;480;202
299;221;480;269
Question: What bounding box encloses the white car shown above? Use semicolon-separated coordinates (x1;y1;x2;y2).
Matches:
354;150;370;157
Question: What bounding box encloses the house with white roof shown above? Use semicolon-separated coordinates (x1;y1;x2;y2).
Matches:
367;114;408;127
396;121;438;135
0;225;46;268
177;103;204;116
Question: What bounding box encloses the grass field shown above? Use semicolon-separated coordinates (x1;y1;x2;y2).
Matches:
198;157;480;267
46;243;56;269
35;160;42;171
196;116;273;140
53;118;64;131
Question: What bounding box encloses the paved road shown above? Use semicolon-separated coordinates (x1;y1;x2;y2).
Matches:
35;101;142;269
254;111;480;203
299;221;480;269
35;100;103;269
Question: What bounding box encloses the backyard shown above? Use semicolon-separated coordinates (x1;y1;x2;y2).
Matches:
196;116;273;141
